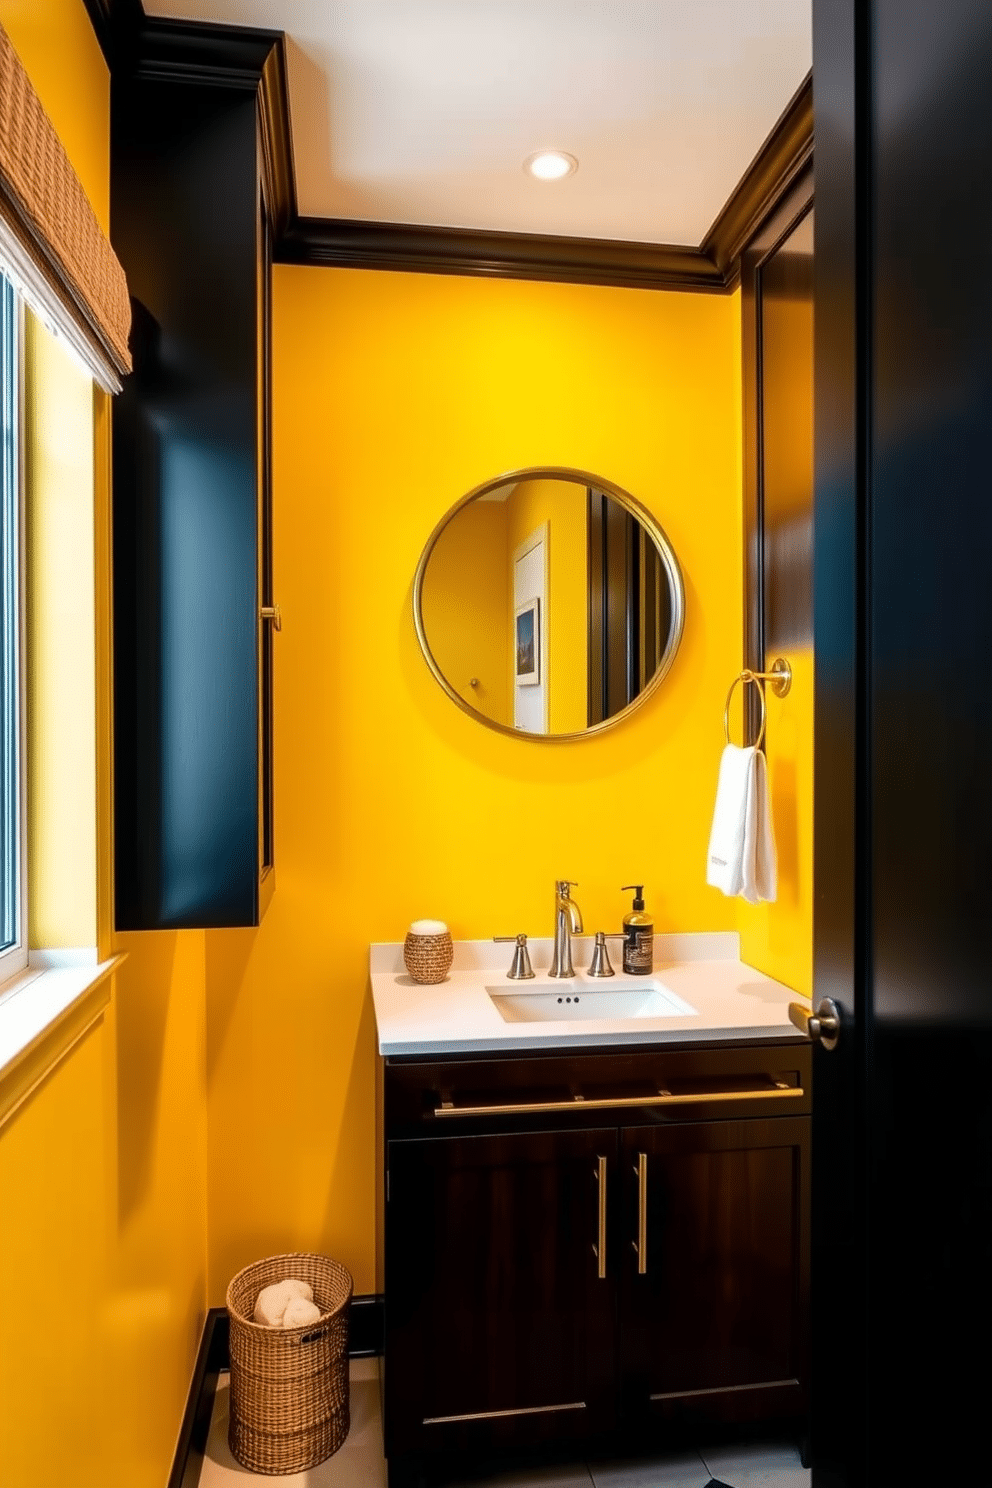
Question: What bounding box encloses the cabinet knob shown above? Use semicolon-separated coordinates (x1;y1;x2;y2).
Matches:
260;605;282;632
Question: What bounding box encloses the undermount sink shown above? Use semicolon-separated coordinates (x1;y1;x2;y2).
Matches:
486;979;697;1024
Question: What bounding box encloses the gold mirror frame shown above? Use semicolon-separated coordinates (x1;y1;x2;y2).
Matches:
412;466;686;742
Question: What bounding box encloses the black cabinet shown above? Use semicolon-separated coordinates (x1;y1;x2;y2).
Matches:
110;22;279;929
382;1043;810;1483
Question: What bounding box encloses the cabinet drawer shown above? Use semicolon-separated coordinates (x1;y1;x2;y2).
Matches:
384;1043;811;1136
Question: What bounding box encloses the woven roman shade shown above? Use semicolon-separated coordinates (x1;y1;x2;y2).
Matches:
0;23;131;389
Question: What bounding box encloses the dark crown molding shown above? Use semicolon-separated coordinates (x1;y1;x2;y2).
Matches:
703;71;813;278
257;35;297;240
97;5;811;293
132;16;283;89
276;219;727;293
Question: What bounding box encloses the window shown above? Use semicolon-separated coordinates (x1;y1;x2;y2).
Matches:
0;272;25;982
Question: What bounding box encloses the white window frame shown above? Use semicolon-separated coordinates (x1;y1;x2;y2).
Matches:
0;273;26;986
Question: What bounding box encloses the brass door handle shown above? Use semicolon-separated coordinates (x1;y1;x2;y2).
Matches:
260;605;282;631
632;1153;647;1275
592;1156;607;1279
789;997;841;1051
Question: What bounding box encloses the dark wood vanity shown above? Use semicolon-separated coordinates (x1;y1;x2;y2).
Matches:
380;1039;810;1486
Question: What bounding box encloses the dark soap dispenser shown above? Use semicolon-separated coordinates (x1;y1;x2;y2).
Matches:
621;885;654;975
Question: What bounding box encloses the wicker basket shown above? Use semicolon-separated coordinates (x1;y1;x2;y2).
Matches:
226;1252;352;1475
403;929;454;984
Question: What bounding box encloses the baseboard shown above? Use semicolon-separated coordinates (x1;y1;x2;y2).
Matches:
168;1295;384;1487
167;1309;229;1488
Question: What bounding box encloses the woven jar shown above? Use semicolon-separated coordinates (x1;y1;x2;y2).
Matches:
403;923;454;984
226;1252;352;1475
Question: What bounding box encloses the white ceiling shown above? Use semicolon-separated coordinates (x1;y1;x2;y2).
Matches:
142;0;811;246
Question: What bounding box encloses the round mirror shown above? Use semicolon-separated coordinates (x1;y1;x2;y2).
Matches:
413;467;685;740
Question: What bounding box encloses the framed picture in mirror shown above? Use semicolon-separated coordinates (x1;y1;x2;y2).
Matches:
515;598;540;685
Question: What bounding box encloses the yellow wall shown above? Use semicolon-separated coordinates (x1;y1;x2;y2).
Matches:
204;267;744;1298
736;647;814;996
420;496;509;721
507;476;588;733
0;938;209;1488
0;10;210;1487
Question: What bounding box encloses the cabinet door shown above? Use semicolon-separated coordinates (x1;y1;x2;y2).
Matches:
112;46;273;929
619;1118;809;1427
385;1128;618;1458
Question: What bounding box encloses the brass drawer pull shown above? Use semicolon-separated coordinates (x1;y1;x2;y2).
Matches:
433;1082;802;1119
424;1401;586;1425
260;605;282;631
633;1152;648;1275
593;1155;607;1279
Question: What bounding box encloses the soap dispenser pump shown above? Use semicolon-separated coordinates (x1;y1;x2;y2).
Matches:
621;885;654;975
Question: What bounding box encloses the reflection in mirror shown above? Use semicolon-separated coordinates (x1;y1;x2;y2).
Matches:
415;469;684;740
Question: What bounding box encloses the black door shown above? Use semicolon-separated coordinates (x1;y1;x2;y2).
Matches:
812;3;992;1482
384;1128;618;1461
618;1120;809;1431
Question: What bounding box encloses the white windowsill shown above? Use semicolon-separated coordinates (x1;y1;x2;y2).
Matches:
0;949;122;1131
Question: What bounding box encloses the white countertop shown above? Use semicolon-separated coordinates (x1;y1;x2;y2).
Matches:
371;933;809;1057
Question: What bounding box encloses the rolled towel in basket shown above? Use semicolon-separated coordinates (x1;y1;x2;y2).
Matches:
253;1277;314;1327
282;1296;322;1329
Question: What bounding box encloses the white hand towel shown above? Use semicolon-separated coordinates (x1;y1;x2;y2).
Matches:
741;747;776;904
706;744;777;904
706;745;751;897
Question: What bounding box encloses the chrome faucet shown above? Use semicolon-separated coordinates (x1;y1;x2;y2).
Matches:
548;880;583;978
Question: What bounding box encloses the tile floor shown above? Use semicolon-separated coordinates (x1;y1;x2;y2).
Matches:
199;1358;810;1488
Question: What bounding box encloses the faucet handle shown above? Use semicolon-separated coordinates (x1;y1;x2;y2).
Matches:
556;879;579;895
493;934;535;980
588;931;622;978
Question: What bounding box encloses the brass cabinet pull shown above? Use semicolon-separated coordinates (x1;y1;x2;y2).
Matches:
592;1155;607;1279
424;1401;586;1425
433;1082;802;1119
260;605;282;631
633;1152;648;1275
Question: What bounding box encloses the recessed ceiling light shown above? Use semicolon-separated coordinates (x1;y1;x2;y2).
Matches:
524;151;578;182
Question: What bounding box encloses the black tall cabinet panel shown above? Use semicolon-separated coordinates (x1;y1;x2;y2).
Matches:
111;24;279;928
812;2;992;1483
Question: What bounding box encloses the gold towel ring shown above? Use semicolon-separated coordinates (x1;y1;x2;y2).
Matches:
723;658;793;750
724;670;766;749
